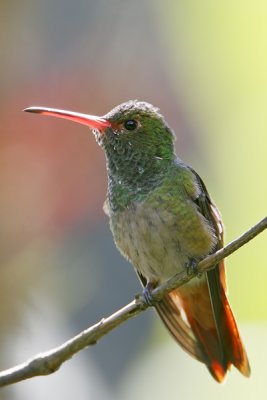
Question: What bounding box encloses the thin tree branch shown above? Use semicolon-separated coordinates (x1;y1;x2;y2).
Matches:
0;216;266;388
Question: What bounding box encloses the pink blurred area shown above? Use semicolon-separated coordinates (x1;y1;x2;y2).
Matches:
1;90;107;238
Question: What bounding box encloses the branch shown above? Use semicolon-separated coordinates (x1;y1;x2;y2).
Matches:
0;216;266;388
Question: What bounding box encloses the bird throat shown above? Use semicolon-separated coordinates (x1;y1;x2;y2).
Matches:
104;149;170;214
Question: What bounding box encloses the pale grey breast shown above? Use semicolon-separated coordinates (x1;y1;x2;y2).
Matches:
110;201;188;284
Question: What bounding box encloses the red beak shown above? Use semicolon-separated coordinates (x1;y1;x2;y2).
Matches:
24;106;111;132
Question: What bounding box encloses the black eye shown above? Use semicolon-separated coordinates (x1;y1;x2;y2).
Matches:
124;119;138;131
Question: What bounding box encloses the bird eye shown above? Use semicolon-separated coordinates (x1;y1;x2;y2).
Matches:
124;119;138;131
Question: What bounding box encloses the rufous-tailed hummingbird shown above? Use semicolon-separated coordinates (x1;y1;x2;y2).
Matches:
24;100;250;382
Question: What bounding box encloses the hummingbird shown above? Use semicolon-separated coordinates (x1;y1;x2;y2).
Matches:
24;100;250;382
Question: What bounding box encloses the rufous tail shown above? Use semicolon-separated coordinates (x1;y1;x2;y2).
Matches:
155;265;250;382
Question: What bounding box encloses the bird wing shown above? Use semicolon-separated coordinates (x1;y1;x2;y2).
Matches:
139;167;250;382
189;170;250;379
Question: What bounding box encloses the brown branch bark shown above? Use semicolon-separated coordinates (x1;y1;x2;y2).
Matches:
0;216;266;388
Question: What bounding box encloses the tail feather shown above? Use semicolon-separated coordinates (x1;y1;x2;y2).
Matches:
155;266;250;382
156;294;203;361
216;286;250;377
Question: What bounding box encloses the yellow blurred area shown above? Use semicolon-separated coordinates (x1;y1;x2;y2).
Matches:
0;1;266;399
155;0;267;319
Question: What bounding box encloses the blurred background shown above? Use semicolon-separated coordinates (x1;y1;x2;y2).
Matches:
0;1;266;399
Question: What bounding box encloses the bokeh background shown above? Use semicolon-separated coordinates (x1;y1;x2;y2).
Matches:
0;1;266;399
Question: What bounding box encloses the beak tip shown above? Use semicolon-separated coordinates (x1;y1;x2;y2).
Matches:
23;107;40;113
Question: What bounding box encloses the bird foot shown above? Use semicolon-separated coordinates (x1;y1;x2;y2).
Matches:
142;282;156;306
186;258;199;276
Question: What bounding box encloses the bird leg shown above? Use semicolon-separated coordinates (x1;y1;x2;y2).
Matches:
142;281;157;306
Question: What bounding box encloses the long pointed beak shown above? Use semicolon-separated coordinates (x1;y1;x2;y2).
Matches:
24;106;111;132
